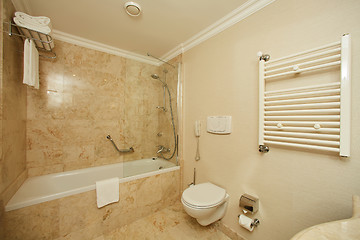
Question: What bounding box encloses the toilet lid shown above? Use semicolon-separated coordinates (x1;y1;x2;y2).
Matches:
182;183;226;207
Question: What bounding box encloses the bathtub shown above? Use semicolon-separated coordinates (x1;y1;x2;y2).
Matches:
5;158;179;212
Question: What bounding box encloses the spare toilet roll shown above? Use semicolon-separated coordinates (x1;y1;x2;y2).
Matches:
239;214;254;232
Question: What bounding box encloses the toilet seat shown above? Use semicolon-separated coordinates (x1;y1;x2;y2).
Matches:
182;183;226;209
181;197;226;209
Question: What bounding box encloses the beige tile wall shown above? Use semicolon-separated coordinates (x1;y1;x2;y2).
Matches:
3;169;180;240
27;40;179;176
0;0;27;221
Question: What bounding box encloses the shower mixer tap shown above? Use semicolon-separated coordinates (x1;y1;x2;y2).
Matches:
156;106;167;112
156;145;170;154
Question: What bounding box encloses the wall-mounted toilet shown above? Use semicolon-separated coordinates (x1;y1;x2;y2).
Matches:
181;182;229;226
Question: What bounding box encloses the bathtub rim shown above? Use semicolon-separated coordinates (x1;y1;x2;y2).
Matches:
5;164;180;212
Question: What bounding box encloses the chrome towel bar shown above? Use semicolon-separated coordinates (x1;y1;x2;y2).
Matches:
4;21;56;59
106;135;134;153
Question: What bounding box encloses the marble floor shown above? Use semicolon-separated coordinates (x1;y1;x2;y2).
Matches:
97;202;231;240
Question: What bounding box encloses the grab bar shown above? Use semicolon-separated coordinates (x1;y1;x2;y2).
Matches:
106;135;134;153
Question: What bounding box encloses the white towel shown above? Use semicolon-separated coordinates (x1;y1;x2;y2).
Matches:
13;12;52;33
23;39;39;89
96;178;119;208
30;40;39;89
13;16;52;34
23;39;30;86
15;12;51;26
13;12;54;50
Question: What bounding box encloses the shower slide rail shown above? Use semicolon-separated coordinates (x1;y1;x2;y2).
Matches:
258;34;351;157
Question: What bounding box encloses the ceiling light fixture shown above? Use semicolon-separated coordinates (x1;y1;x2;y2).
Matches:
124;2;142;17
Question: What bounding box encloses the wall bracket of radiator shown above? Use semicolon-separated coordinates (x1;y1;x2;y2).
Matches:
258;34;351;157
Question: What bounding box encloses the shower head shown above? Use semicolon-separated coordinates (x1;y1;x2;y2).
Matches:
151;74;159;79
150;74;167;86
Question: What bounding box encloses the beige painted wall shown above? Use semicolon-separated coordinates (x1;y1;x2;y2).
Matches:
182;0;360;239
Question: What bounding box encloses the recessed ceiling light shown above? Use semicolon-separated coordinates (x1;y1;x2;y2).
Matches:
124;2;141;17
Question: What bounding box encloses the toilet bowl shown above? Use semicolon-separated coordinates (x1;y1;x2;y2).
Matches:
181;182;229;226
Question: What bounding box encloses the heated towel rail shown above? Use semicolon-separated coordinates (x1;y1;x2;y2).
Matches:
258;34;351;157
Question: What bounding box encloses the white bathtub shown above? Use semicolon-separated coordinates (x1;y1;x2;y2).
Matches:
5;158;179;212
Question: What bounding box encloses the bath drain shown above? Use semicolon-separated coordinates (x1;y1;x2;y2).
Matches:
159;166;163;169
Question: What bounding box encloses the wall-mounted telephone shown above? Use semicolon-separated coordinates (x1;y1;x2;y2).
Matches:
195;120;201;137
195;120;201;160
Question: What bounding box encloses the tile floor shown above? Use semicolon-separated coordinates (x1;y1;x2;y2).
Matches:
99;202;231;240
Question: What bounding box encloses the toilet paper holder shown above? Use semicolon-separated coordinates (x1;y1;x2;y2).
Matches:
239;194;259;214
237;214;260;228
251;218;260;228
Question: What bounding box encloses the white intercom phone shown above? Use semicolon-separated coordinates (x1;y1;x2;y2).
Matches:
195;120;201;137
195;120;201;160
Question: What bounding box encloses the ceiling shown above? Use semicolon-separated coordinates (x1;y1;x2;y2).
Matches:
11;0;272;63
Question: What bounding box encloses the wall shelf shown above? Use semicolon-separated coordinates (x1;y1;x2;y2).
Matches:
4;21;56;59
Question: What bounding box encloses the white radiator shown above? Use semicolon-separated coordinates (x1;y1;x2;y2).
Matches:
258;34;351;157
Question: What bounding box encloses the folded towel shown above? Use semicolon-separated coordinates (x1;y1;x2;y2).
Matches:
15;12;51;26
13;12;54;50
23;39;39;89
96;178;119;208
13;16;52;34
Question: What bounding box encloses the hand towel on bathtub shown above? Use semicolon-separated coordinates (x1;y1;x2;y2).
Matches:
96;178;119;208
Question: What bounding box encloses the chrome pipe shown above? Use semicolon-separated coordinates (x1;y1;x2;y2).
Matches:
147;53;176;68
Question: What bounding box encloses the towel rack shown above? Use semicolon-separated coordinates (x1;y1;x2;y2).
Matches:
4;21;56;59
258;34;351;157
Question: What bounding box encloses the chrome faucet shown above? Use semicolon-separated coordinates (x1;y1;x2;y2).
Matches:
157;145;170;154
156;106;167;112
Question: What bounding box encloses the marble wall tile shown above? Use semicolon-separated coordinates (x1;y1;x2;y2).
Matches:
135;174;163;208
161;170;181;206
26;119;65;151
0;0;27;212
26;148;64;168
26;40;181;175
4;170;180;239
4;200;60;240
103;202;230;240
27;164;64;177
59;191;103;236
0;170;27;214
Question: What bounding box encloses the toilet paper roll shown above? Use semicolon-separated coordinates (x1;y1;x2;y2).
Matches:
239;214;254;232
